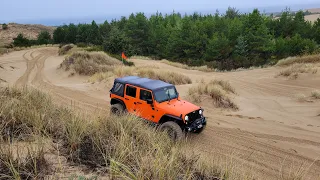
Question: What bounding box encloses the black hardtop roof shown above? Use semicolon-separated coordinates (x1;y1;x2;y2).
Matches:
115;76;173;91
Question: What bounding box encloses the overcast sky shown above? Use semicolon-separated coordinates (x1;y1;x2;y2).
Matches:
1;0;319;25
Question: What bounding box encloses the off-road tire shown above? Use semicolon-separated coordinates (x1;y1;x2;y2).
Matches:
110;104;124;115
159;121;184;141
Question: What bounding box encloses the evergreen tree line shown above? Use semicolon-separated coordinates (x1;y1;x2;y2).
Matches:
13;31;52;47
15;8;320;70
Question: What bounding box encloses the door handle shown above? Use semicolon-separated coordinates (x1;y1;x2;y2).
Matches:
125;98;129;100
136;102;142;104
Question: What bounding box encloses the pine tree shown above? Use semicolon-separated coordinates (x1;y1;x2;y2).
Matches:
64;24;77;43
53;27;66;44
37;31;52;45
13;33;30;47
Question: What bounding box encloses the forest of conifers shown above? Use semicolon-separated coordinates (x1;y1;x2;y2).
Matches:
17;8;320;70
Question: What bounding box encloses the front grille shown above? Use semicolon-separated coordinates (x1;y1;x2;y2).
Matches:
187;110;201;122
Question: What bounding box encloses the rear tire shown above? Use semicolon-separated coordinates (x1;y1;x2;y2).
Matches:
159;121;184;141
110;104;124;115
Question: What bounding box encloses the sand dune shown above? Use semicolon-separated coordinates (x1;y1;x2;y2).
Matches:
0;47;320;179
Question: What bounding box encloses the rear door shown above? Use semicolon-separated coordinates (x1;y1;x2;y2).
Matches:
135;89;156;122
124;85;137;113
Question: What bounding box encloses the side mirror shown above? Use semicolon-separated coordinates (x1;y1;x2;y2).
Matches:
146;99;153;105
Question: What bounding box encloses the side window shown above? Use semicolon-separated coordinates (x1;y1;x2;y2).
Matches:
140;89;152;101
112;82;124;96
126;85;137;98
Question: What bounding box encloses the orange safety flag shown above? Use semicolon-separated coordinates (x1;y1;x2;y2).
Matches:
121;52;127;60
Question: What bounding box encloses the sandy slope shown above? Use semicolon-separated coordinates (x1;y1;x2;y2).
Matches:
0;23;56;46
305;14;320;22
0;47;320;179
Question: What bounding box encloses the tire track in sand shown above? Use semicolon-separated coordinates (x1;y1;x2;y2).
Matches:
15;50;43;87
11;48;320;179
27;48;109;113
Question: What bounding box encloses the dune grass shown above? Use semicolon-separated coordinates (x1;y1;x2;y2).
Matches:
276;63;318;79
311;90;320;99
161;60;216;72
88;71;114;83
59;51;191;85
294;93;308;102
0;86;315;179
276;54;320;67
188;80;238;110
0;87;224;179
0;142;50;179
58;44;74;55
60;51;122;75
112;66;192;85
276;54;320;79
130;55;152;60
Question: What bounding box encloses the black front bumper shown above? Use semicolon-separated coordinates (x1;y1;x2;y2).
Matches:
185;117;206;132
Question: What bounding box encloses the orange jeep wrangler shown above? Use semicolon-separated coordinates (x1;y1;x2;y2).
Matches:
109;76;206;140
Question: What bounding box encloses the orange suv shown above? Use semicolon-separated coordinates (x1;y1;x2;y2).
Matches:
109;76;206;140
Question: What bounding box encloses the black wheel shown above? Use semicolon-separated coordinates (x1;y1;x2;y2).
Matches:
159;121;184;141
110;104;124;115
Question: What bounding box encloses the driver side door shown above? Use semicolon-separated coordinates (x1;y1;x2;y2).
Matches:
135;89;156;122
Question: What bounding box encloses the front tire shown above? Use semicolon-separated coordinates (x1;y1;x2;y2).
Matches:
159;121;184;141
110;104;124;115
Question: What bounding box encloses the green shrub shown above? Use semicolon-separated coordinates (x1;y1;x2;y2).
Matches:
76;42;87;48
13;34;30;47
61;51;122;75
37;31;52;45
2;23;8;30
85;45;103;52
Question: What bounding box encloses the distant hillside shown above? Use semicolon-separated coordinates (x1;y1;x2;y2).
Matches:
305;14;320;22
306;8;320;13
0;23;55;46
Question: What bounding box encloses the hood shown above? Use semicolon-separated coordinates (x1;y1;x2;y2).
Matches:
156;99;200;118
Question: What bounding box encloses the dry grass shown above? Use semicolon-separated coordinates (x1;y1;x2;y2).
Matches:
58;44;74;55
295;93;308;102
311;90;320;99
0;87;227;179
130;55;152;60
1;45;56;55
0;142;50;179
188;80;238;110
276;63;318;79
60;51;191;85
0;86;314;179
112;66;192;85
88;72;114;83
293;91;320;102
276;54;320;67
60;51;122;75
161;60;216;72
0;48;9;55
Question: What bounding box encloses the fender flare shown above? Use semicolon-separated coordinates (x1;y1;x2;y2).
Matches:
159;114;184;124
110;98;127;110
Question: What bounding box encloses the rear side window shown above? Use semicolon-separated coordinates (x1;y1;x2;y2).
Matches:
140;89;152;101
112;82;124;96
126;85;137;98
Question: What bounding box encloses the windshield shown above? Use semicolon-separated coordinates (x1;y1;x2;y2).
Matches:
154;86;178;103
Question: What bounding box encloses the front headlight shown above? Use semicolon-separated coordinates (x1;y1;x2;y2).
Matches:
199;110;203;115
184;115;189;121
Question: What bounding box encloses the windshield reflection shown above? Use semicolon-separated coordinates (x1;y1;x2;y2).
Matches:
154;86;178;103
